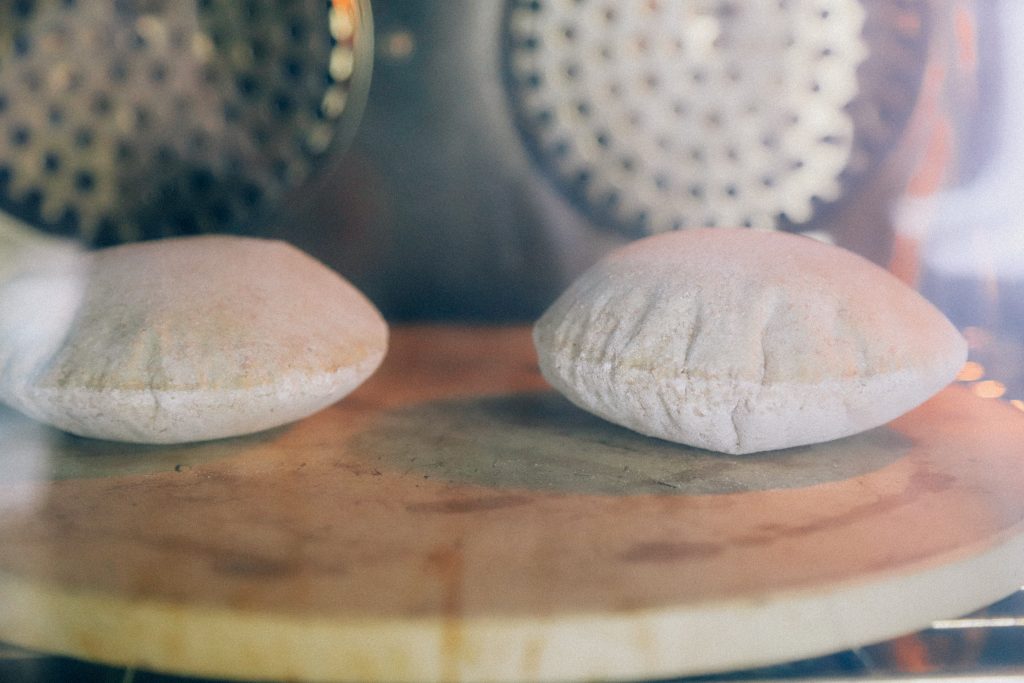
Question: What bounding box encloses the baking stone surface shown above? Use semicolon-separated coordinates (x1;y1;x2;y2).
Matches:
1;326;1023;682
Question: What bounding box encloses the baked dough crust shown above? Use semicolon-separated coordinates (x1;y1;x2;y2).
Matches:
534;228;967;454
0;235;387;443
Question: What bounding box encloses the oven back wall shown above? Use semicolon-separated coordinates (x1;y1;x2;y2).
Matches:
272;1;620;322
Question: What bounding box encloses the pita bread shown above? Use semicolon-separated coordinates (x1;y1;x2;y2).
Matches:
533;228;967;454
0;235;387;444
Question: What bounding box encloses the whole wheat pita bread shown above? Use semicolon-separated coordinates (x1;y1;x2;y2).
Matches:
0;235;387;444
534;228;967;454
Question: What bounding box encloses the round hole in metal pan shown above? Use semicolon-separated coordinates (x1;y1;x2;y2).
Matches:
502;0;930;237
0;0;372;246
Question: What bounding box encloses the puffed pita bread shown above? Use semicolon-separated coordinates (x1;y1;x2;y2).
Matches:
534;228;967;454
0;235;387;444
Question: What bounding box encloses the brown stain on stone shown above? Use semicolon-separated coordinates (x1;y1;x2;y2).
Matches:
521;638;545;680
406;494;533;515
909;467;957;494
620;540;723;563
426;543;464;682
620;465;959;566
212;554;298;579
733;465;958;548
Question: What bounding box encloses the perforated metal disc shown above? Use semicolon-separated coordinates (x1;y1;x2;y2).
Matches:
0;0;371;245
503;0;929;236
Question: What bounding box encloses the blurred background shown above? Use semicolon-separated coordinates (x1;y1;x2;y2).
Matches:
0;0;991;321
274;0;938;320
